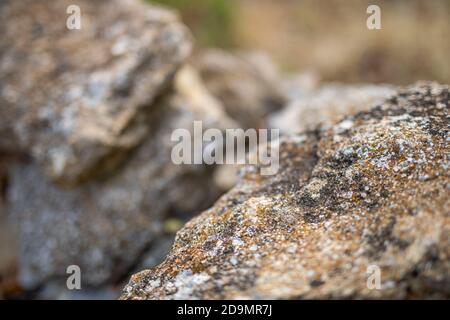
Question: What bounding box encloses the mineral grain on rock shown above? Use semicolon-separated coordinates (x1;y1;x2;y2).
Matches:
193;49;286;129
122;83;449;299
270;84;396;134
0;0;192;184
7;66;237;289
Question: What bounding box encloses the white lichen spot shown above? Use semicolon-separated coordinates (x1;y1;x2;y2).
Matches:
144;278;161;292
336;119;354;133
230;257;238;266
232;237;245;247
171;269;210;300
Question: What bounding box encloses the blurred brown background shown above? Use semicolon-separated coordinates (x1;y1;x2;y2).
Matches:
152;0;450;84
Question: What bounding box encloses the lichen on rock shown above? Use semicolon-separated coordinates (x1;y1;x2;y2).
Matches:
122;82;449;299
0;0;192;185
6;64;238;289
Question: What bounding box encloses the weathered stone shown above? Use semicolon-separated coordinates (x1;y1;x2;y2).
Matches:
270;84;396;134
122;83;449;299
193;49;286;129
7;66;237;289
280;72;321;101
0;208;18;299
0;0;192;185
213;164;243;192
0;154;18;299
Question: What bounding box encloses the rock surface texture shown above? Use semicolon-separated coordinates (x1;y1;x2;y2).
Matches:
0;0;192;185
7;65;236;289
122;83;450;299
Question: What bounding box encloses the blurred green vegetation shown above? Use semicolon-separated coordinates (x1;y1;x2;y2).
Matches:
148;0;235;47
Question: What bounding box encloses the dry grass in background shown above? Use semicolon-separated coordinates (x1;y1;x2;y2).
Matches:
152;0;450;85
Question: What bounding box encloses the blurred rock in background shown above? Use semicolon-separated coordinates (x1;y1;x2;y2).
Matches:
0;157;18;299
193;49;286;129
270;84;397;135
0;0;192;186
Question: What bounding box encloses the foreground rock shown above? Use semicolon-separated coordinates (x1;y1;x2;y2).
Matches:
122;83;449;299
0;0;192;185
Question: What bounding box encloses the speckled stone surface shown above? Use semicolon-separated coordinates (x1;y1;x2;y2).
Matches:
7;66;237;289
122;83;449;299
0;0;192;185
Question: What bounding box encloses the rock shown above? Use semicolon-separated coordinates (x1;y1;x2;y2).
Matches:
193;49;286;129
280;71;321;101
213;164;244;192
270;84;396;134
122;82;450;299
0;207;18;299
192;49;287;191
35;281;118;300
0;0;192;185
7;65;238;289
0;155;19;299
